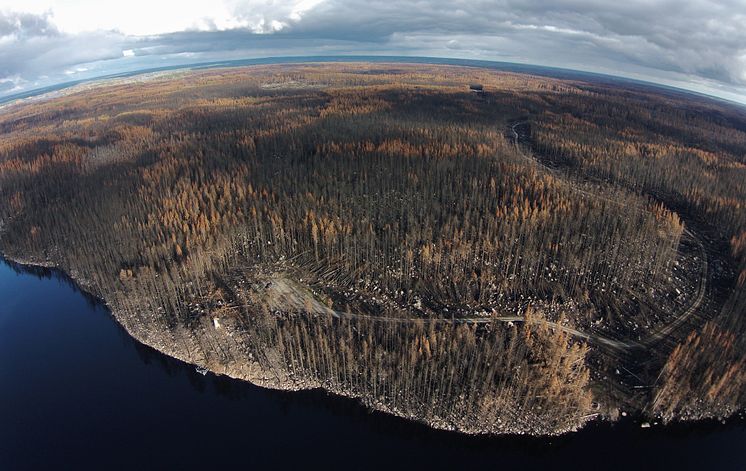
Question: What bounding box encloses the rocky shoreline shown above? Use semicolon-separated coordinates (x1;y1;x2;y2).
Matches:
0;247;590;436
2;248;741;436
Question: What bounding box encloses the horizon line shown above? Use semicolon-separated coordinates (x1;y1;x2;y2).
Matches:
2;54;744;110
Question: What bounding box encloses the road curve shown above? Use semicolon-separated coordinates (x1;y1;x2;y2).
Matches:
217;122;708;354
509;120;709;350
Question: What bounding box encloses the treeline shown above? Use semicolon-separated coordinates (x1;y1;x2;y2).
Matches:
525;81;746;421
1;78;683;321
262;307;592;434
531;91;746;245
0;63;742;431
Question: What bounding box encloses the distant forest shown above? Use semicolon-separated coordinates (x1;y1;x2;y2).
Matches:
0;64;743;434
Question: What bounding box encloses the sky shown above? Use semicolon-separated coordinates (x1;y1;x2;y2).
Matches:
1;0;746;103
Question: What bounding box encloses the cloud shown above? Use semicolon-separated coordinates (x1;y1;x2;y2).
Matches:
275;0;746;86
0;1;745;102
0;10;59;38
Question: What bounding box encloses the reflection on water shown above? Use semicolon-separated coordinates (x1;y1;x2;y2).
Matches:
0;257;744;471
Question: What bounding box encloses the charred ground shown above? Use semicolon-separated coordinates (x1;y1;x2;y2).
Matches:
0;63;744;434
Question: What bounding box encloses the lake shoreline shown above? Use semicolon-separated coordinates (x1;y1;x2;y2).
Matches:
2;248;743;438
2;247;584;435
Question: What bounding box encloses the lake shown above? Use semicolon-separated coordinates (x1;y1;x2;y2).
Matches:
1;257;743;470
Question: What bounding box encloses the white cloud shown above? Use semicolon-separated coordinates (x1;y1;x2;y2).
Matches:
0;0;328;35
1;0;234;35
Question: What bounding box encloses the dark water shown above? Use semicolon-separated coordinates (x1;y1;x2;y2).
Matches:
1;258;744;470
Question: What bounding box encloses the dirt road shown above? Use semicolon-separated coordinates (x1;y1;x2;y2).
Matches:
217;122;709;354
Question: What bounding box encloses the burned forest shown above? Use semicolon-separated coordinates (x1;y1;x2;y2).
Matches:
0;63;744;435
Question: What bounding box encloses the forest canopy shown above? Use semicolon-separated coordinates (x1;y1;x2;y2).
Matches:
0;64;744;434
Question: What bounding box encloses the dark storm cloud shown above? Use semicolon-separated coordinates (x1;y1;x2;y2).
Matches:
264;0;746;86
1;1;745;100
134;29;369;56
